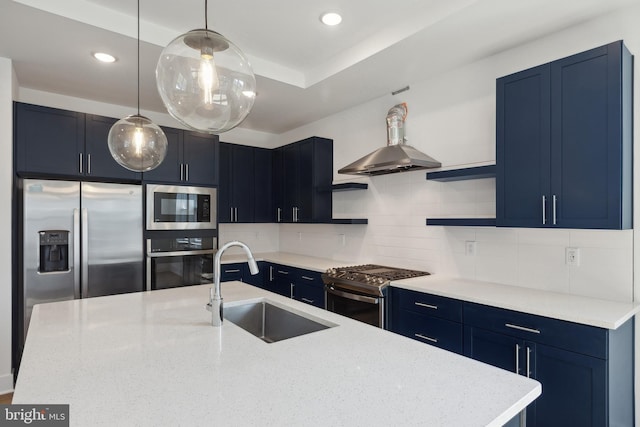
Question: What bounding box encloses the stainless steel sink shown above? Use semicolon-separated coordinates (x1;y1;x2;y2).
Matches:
224;299;335;343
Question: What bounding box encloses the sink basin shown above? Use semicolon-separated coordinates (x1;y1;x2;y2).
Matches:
224;299;335;343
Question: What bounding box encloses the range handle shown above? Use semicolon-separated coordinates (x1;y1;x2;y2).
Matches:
326;286;379;304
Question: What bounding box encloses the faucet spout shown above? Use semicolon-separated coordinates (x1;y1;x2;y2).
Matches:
207;241;259;327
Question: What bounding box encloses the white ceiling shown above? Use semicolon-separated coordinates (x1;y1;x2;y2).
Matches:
0;0;636;133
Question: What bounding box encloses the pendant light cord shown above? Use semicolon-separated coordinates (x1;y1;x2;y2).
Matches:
137;0;140;115
205;0;208;30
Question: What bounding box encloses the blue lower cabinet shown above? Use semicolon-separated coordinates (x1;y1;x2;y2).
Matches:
291;271;324;308
389;287;463;354
260;263;325;307
463;303;633;427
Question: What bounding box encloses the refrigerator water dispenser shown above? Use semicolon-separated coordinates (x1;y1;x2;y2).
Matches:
38;230;69;273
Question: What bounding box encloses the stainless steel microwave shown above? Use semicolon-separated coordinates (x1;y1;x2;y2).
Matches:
146;184;217;230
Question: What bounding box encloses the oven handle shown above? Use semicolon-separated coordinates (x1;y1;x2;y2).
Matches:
326;286;379;304
147;249;215;257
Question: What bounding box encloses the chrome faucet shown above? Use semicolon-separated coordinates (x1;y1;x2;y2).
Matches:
206;241;259;327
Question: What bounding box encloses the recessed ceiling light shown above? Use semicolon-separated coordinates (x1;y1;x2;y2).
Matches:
320;12;342;26
93;52;116;63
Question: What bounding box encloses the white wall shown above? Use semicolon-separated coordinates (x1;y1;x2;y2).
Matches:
0;57;15;394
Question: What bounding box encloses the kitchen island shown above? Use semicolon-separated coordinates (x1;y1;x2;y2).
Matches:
13;282;540;426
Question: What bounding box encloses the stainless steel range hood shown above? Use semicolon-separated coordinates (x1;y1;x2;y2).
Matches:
338;103;441;176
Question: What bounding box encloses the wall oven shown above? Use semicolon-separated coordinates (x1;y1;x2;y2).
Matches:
146;236;216;291
146;184;216;230
322;264;430;329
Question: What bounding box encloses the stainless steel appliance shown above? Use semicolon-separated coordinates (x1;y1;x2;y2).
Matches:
322;264;430;328
146;184;216;230
146;236;216;291
21;179;143;339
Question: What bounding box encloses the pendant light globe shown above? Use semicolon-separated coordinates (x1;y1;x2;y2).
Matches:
107;0;167;172
108;114;168;172
156;28;256;134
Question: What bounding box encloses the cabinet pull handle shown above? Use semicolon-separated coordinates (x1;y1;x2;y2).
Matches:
415;333;438;343
269;266;274;281
277;208;281;222
225;269;240;273
526;346;532;378
79;153;83;174
415;302;438;310
301;276;314;281
301;298;314;304
87;154;91;174
515;343;520;374
185;163;189;181
235;207;238;222
278;270;289;275
552;194;557;225
180;163;184;181
505;323;541;334
230;207;234;222
541;195;546;225
290;283;295;298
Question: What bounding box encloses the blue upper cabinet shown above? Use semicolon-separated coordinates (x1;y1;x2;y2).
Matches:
15;103;141;181
497;41;633;229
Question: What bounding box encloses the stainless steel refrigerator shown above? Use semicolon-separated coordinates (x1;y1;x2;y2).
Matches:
21;179;143;340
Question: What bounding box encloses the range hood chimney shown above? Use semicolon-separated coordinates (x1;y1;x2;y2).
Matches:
338;103;441;176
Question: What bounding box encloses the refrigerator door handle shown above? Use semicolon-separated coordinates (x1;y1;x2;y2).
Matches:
73;208;81;299
81;208;89;298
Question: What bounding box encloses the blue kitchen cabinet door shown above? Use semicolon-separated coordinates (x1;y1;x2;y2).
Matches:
182;131;219;186
218;143;233;223
533;343;606;427
242;261;266;288
85;114;141;181
497;40;632;229
496;64;551;228
272;148;285;222
15;102;84;177
262;263;293;297
463;326;536;426
231;144;255;223
143;127;183;183
549;41;632;229
253;147;274;223
281;143;299;222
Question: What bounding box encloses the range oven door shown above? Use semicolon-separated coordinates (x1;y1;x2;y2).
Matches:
325;285;385;328
146;237;215;291
146;184;216;230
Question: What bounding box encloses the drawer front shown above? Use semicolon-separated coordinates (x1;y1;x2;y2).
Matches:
292;282;324;308
464;302;607;359
220;263;244;282
395;310;463;354
394;288;463;322
294;269;323;287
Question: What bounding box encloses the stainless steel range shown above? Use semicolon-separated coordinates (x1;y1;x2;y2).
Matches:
322;264;430;329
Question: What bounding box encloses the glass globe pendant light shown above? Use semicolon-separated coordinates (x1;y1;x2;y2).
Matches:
155;0;256;134
108;0;167;172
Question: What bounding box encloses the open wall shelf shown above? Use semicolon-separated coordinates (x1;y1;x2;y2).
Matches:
426;165;496;182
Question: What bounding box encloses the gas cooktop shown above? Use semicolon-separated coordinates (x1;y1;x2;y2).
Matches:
322;264;430;294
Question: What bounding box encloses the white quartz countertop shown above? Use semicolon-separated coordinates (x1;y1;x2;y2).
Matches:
221;251;351;272
222;251;639;330
393;275;640;330
13;283;540;427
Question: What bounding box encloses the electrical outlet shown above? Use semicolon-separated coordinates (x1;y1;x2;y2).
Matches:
465;241;477;256
339;234;346;246
566;247;580;266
